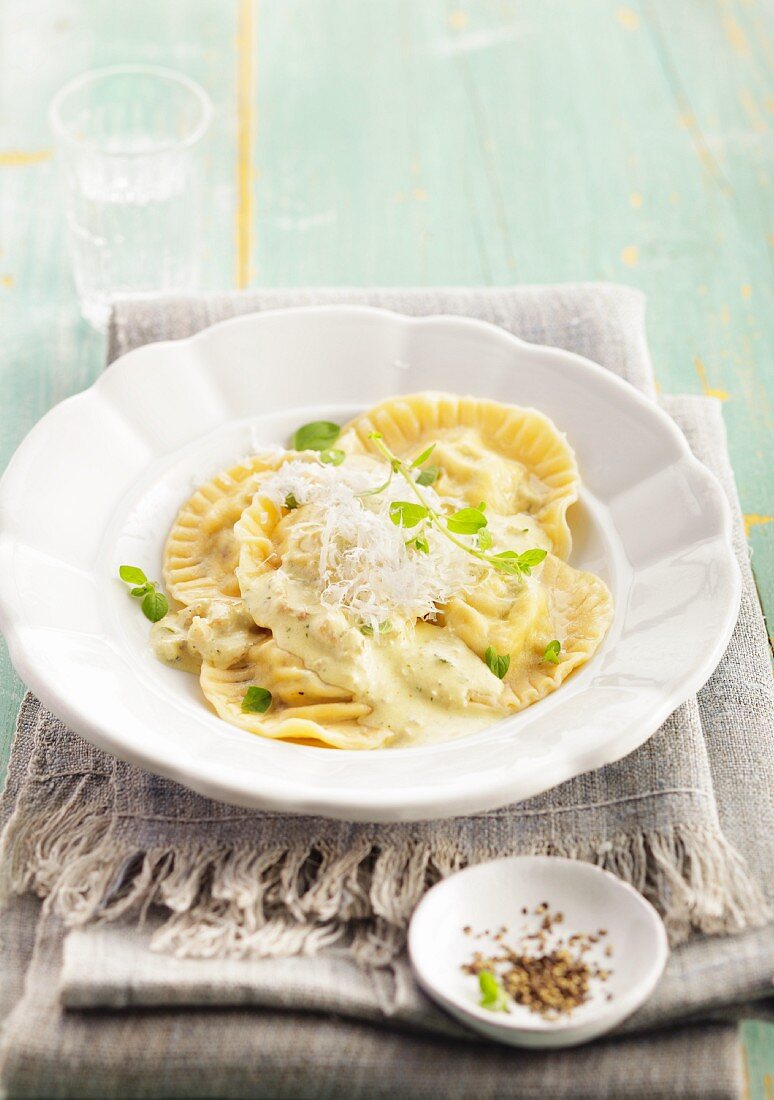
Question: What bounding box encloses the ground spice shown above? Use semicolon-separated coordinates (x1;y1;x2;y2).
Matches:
461;904;614;1021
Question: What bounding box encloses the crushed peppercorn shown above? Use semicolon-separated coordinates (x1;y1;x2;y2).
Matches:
462;904;615;1021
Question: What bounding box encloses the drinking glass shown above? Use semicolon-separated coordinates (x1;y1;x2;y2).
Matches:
49;65;213;331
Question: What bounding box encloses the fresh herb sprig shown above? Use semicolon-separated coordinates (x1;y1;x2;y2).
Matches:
543;639;562;664
366;432;547;581
360;620;393;637
292;420;341;452
291;421;346;470
241;686;273;714
478;970;510;1013
119;565;169;623
485;646;511;679
320;448;345;466
413;448;439;487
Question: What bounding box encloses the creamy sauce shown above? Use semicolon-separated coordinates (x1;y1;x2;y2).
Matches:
151;599;260;672
245;566;510;744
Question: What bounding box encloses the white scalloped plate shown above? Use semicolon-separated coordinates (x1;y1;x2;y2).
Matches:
0;307;740;821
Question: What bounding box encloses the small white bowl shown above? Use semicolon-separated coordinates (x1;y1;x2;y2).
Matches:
408;856;668;1048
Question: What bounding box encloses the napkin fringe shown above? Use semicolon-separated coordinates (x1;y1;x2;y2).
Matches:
1;804;768;966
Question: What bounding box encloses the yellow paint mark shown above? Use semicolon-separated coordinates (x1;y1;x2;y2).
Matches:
742;1042;751;1100
620;245;639;267
768;232;774;246
448;10;468;29
616;8;639;30
739;88;767;133
235;0;256;290
741;283;752;299
676;105;732;194
670;191;681;204
0;149;52;167
629;192;642;209
694;356;729;401
1;274;13;288
722;14;749;55
699;284;709;295
720;305;731;325
412;187;428;201
744;514;774;537
763;1072;772;1100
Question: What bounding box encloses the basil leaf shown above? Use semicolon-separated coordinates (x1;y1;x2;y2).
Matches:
285;492;299;510
416;465;439;487
292;420;341;452
543;639;561;664
141;590;169;623
320;448;345;466
484;646;510;679
389;501;429;528
409;534;430;554
478;970;509;1013
241;686;273;714
130;584;153;598
411;444;436;468
119;564;147;586
447;507;487;535
478;530;493;551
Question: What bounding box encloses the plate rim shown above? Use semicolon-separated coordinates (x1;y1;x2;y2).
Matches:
0;305;742;820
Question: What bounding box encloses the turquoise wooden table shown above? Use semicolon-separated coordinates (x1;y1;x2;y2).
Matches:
0;0;771;1091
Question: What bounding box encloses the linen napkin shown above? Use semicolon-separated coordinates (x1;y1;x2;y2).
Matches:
0;286;772;1100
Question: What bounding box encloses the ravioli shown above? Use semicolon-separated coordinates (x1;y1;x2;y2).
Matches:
442;553;613;711
338;392;580;560
150;393;612;749
200;640;384;750
164;456;283;604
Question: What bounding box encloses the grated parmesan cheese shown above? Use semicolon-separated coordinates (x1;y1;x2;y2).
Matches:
256;457;480;632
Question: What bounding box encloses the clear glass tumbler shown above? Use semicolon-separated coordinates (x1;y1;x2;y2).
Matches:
49;65;212;331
